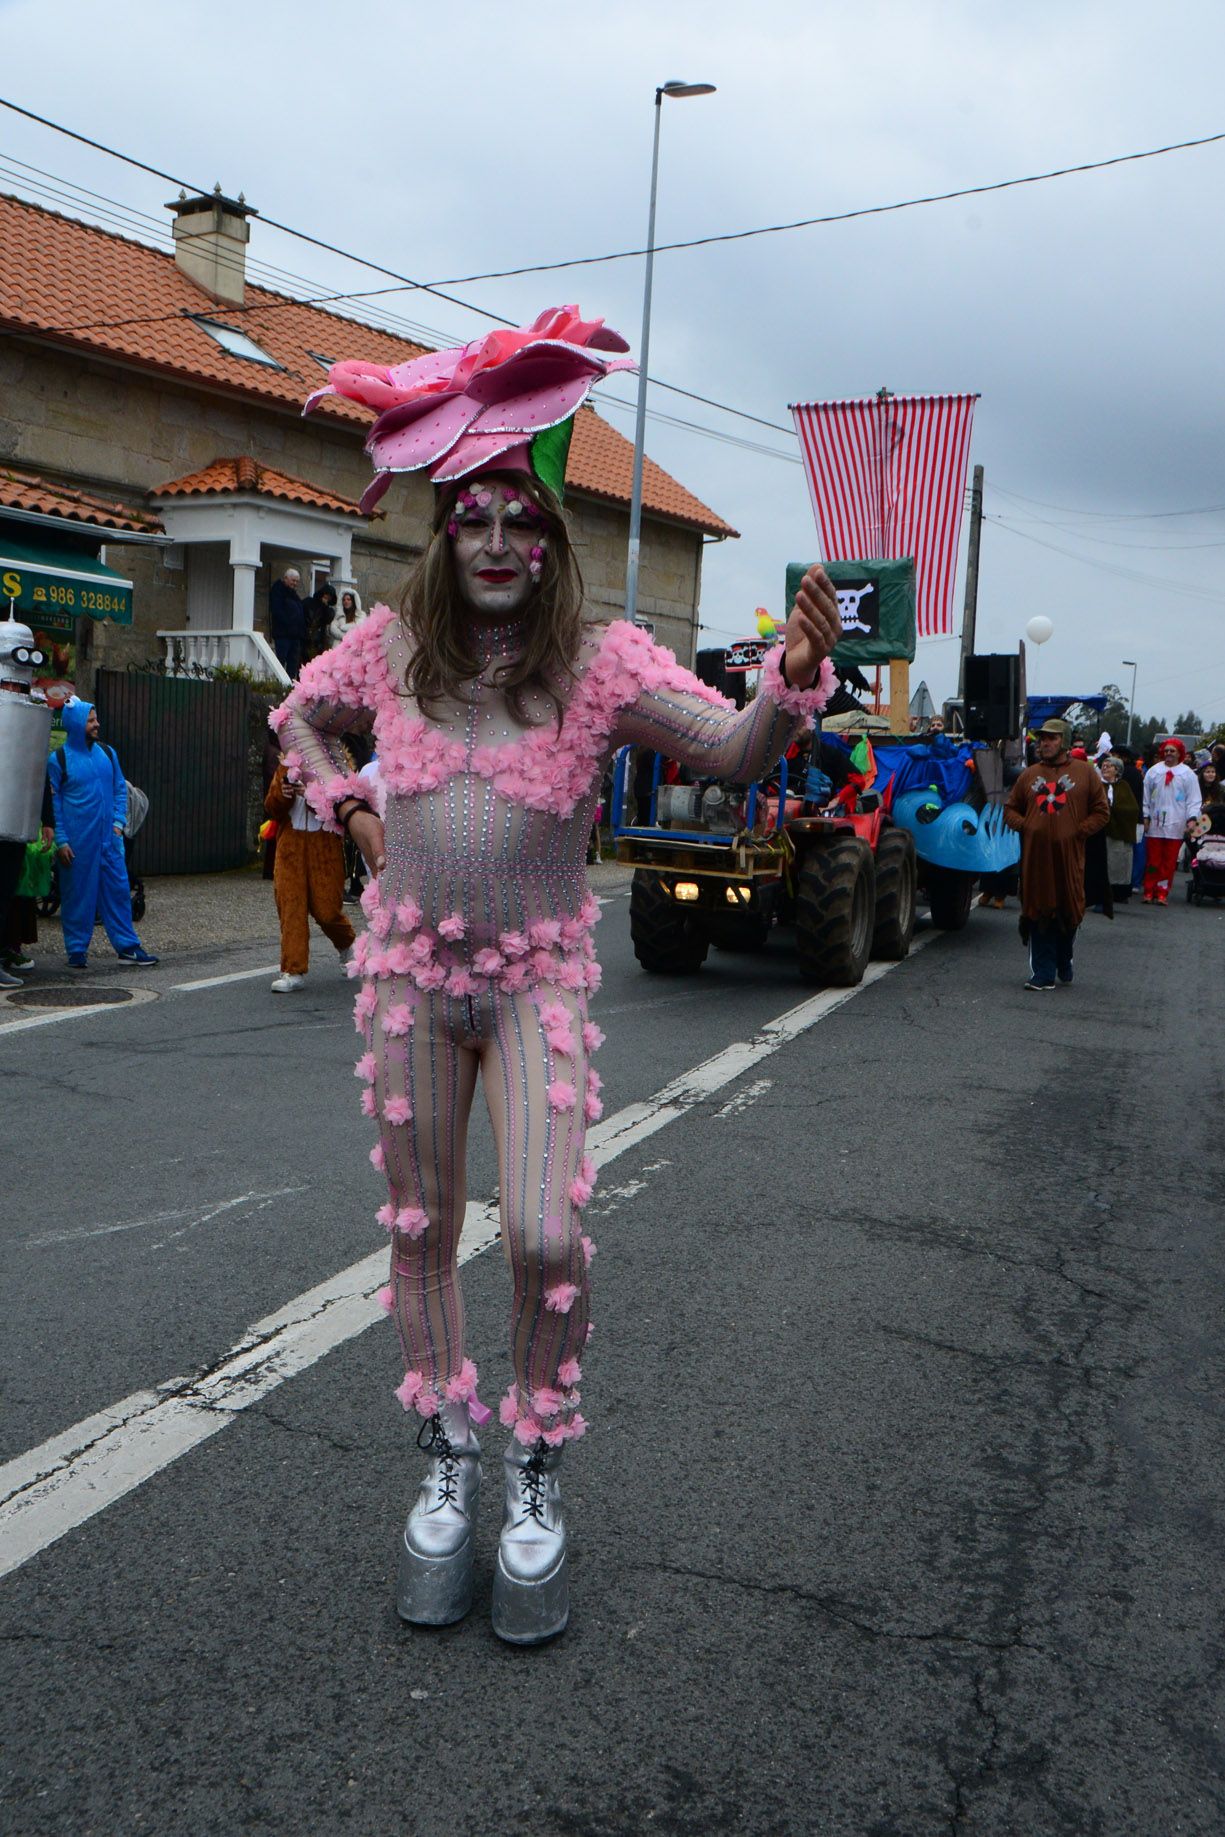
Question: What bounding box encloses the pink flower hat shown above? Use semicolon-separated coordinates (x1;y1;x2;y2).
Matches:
304;305;636;512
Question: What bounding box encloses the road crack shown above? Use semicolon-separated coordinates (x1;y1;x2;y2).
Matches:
636;1557;1044;1656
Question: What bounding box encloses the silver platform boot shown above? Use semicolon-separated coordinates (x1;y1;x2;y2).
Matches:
396;1401;482;1626
491;1440;568;1645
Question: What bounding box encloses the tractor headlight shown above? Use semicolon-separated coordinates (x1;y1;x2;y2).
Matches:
673;881;700;902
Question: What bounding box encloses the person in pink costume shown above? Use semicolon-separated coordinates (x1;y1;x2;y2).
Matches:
275;306;841;1643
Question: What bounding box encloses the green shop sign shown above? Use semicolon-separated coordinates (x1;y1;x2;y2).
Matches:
0;535;133;625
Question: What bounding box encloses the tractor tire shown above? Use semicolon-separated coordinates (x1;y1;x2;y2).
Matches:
925;864;974;932
871;827;916;960
795;838;876;987
630;871;709;975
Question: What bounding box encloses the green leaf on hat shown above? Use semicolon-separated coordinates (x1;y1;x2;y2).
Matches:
530;418;574;503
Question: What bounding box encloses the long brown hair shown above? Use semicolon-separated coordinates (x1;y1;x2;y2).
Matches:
399;470;585;725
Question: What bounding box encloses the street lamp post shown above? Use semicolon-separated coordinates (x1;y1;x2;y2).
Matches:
624;79;716;626
1123;659;1138;746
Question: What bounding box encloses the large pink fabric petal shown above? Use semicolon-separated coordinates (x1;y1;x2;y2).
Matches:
525;306;630;354
362;389;463;445
304;304;637;488
383;348;463;397
369;396;479;472
322;359;403;412
428;435;533;483
449;329;537;394
466;368;608;438
359;472;393;514
465;346;604;406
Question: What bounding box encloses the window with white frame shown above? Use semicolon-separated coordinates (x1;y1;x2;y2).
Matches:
191;318;282;368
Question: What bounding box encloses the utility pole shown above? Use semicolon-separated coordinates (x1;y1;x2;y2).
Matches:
958;464;984;698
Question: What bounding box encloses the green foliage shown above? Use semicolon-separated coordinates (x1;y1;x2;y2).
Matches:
1063;683;1186;757
209;662;282;695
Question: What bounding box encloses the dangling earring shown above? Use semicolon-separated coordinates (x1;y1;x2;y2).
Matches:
529;543;546;580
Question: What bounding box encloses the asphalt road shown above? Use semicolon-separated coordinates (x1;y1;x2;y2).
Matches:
2;884;1223;1835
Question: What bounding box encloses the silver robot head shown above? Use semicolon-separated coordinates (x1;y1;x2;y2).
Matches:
0;611;46;695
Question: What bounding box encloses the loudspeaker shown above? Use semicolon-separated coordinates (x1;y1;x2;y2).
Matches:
964;653;1021;741
695;648;746;710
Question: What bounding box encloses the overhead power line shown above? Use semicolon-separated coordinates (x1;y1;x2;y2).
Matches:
984;514;1225;604
990;481;1225;521
4;95;1222;441
425;130;1225;283
987;493;1225;551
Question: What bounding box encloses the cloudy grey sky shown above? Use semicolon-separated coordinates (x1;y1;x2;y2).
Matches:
3;0;1223;727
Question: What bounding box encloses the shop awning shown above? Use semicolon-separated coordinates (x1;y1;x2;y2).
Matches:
0;535;133;625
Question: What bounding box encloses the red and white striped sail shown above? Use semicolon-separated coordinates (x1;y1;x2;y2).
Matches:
790;394;978;638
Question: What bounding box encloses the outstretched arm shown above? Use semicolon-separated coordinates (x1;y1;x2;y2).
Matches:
612;565;842;783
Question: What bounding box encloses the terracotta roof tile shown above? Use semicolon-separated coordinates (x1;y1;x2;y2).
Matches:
152;457;366;516
0;463;162;533
0;193;735;539
567;407;736;537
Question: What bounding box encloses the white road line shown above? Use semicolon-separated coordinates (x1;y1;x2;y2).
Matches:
26;1186;310;1251
171;965;280;992
0;1002;128;1037
0;934;934;1581
0;964;282;1036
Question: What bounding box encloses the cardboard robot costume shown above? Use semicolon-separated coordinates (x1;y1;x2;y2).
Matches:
0;611;52;843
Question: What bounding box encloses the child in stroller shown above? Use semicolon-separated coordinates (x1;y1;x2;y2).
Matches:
1187;802;1225;905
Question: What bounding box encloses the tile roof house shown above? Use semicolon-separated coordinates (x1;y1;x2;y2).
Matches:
0;189;735;687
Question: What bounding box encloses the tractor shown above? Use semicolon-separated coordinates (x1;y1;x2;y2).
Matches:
612;743;918;987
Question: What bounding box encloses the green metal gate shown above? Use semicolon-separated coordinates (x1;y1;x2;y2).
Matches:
93;670;251;874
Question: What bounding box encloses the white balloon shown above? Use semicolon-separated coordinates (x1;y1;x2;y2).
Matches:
1026;616;1054;646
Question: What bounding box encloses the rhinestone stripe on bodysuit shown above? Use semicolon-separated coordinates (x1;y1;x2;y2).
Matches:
279;609;809;1444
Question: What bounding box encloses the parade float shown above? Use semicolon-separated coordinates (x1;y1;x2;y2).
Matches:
614;392;1023;984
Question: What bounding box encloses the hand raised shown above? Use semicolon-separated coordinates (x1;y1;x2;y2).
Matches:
783;564;841;689
348;810;386;876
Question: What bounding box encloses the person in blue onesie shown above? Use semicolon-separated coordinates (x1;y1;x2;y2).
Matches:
50;698;157;969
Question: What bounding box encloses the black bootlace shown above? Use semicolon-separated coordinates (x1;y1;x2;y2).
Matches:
520;1445;549;1522
417;1414;459;1505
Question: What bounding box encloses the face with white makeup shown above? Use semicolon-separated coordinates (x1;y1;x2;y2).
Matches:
448;480;547;620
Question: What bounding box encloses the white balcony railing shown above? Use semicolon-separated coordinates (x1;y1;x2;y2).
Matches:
157;628;290;687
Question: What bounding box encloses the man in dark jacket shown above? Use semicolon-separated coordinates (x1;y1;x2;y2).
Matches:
269;567;306;679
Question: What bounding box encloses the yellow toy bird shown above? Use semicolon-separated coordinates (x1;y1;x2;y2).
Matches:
755;608;779;640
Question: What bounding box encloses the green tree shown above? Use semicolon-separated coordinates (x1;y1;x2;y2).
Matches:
1172;710;1204;737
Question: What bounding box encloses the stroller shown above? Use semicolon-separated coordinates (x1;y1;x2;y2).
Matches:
1187;804;1225;906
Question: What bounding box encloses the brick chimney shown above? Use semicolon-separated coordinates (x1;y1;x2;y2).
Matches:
167;185;256;307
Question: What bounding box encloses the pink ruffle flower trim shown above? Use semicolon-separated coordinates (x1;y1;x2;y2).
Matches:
272;609;748;832
499;1382;588;1449
395;1358;492;1424
758;645;836;718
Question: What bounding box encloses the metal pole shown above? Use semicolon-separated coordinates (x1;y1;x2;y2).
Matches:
958;464;984;698
624;89;663;627
1125;659;1138;746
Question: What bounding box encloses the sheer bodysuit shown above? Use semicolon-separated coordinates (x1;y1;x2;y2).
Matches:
275;603;825;1446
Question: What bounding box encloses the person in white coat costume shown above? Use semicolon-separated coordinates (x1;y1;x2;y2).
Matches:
1141;739;1201;903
